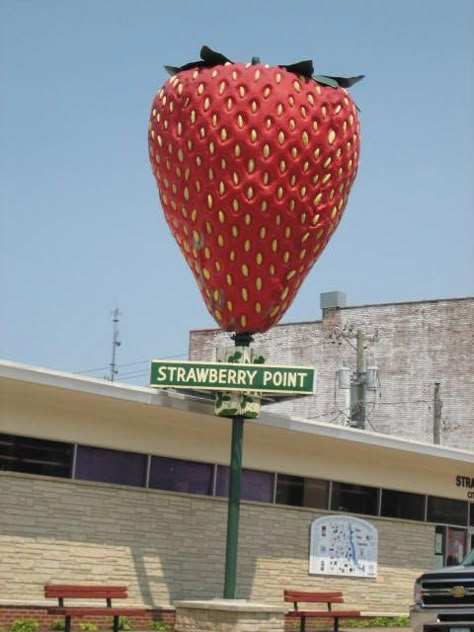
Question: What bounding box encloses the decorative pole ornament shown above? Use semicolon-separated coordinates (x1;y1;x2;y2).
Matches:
148;46;363;334
148;46;363;601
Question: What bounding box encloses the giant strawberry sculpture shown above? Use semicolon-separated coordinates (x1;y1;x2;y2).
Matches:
148;46;363;334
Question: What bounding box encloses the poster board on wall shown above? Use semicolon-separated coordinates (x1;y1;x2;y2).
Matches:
309;515;378;577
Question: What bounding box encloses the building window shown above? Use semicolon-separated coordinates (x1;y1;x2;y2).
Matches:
0;433;72;478
330;482;379;515
276;474;304;506
216;465;274;503
381;489;425;521
304;477;329;508
276;474;329;509
427;495;468;526
75;445;147;487
149;456;213;496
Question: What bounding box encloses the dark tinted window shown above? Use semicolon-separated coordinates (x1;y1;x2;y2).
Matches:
275;474;328;509
0;433;72;478
216;465;274;503
304;478;329;509
149;456;213;495
381;489;425;521
276;474;304;506
75;445;147;487
331;482;379;515
427;496;468;526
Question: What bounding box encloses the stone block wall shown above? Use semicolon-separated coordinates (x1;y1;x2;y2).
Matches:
189;298;474;449
0;473;434;614
174;601;286;632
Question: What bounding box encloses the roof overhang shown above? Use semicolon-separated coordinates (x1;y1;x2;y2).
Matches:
1;359;472;499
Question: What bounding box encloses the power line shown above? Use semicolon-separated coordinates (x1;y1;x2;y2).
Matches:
376;400;431;405
76;365;110;375
117;371;149;380
75;352;187;376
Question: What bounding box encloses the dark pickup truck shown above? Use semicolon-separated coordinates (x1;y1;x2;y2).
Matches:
410;549;474;632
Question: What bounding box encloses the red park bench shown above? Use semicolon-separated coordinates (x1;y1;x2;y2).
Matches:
284;590;363;632
44;585;146;632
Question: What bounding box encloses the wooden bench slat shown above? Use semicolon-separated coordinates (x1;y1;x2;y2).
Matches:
284;591;344;603
286;610;362;617
45;585;128;590
45;586;128;599
47;608;146;616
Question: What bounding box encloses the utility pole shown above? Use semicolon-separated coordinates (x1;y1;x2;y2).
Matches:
332;326;378;429
433;382;442;444
352;329;367;427
110;308;121;382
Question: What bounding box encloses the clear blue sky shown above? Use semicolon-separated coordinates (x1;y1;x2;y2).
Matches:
1;0;473;384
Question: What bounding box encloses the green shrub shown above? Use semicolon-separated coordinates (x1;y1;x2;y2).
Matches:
79;624;98;632
115;618;133;631
10;620;39;632
346;616;410;628
49;621;65;631
151;623;172;631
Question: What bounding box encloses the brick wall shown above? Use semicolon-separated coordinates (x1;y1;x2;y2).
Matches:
0;473;434;615
0;606;174;631
189;298;474;449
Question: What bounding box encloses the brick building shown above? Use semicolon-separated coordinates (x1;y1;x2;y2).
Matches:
0;355;473;626
189;296;474;449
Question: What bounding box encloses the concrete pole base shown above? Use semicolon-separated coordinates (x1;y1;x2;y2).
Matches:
174;599;287;631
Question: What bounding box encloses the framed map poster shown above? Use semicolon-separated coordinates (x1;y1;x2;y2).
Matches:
309;516;378;577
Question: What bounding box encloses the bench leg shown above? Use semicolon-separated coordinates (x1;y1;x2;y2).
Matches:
65;616;71;632
113;616;119;632
334;617;339;632
300;615;306;632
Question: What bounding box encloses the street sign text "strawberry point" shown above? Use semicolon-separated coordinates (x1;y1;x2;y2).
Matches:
150;360;315;395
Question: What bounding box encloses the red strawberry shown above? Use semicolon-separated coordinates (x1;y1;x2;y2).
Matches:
148;46;362;334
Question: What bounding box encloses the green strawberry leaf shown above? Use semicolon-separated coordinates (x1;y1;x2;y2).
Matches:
313;75;339;88
200;45;232;66
279;60;314;77
164;46;364;93
323;74;365;88
220;408;238;416
244;412;259;419
226;351;243;363
164;65;179;76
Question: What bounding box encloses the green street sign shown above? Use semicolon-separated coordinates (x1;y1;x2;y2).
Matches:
150;360;315;395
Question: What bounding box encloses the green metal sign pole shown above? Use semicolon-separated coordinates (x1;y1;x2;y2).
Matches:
223;414;244;599
223;332;252;599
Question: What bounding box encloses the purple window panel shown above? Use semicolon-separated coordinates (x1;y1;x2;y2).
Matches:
75;445;147;487
149;456;213;495
216;465;274;503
